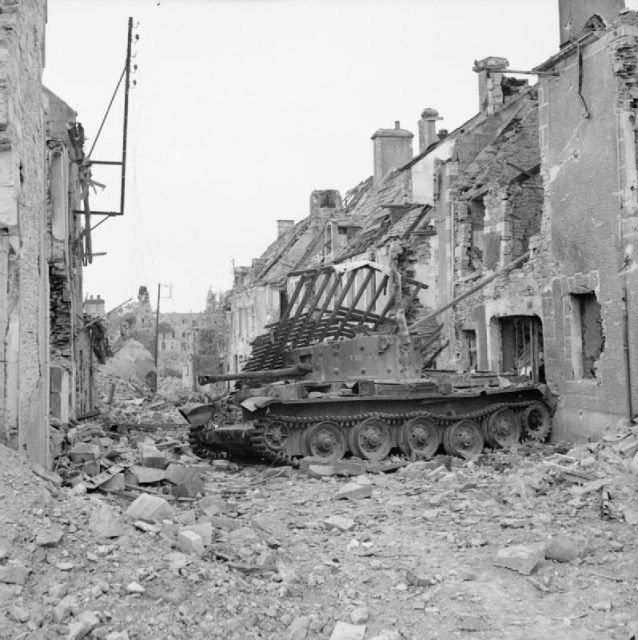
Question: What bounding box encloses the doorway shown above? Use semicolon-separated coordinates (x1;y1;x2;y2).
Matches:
499;315;544;383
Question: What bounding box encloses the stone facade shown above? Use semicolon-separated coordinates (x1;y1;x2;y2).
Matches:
0;0;49;463
0;0;96;466
225;0;638;442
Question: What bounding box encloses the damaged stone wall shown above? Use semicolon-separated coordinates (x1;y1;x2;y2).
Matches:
445;88;544;375
0;0;49;463
534;15;638;440
45;88;95;422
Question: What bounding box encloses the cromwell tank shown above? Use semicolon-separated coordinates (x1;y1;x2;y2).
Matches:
181;260;553;463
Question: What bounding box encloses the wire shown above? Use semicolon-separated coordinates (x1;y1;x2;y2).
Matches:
87;64;127;159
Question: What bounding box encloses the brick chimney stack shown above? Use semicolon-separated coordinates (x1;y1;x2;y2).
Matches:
473;56;510;115
371;121;413;185
418;108;442;154
558;0;624;47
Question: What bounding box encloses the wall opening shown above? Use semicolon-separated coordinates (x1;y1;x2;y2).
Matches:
570;292;604;379
499;315;544;383
468;197;485;271
462;329;477;370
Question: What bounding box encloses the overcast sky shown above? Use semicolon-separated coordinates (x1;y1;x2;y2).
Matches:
45;0;568;312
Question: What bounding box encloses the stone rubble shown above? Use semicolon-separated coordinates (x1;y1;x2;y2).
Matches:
0;397;637;638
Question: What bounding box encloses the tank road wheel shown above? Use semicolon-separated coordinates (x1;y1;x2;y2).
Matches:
399;417;441;459
521;402;552;441
303;421;346;462
349;418;392;461
443;420;484;458
484;409;521;449
259;420;290;456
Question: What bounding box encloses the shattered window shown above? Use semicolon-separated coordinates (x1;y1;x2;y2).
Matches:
571;292;604;379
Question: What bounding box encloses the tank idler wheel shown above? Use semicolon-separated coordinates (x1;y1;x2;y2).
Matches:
484;409;521;449
521;402;552;441
399;417;441;459
260;420;290;455
302;421;347;462
443;420;484;458
349;418;392;461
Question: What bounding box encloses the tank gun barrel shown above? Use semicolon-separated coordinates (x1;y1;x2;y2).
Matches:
198;365;311;385
408;251;531;332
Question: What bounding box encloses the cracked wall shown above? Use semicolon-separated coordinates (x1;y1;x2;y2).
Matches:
0;0;48;463
536;17;638;440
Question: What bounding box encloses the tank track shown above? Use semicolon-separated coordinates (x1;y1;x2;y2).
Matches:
188;423;227;461
249;399;545;464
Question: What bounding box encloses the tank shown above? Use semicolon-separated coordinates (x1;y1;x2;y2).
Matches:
181;260;553;463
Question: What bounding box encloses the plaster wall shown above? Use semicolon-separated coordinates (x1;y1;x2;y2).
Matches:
539;29;638;439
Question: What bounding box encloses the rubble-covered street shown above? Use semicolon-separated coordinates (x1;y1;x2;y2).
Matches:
2;375;638;640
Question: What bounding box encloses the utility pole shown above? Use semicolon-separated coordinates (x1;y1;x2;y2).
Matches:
153;283;161;369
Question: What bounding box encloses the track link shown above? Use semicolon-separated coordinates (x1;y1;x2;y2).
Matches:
248;400;547;464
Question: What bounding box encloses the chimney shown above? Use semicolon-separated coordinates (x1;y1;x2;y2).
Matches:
558;0;623;47
473;57;510;115
417;108;442;154
277;219;294;238
309;190;342;217
371;121;413;185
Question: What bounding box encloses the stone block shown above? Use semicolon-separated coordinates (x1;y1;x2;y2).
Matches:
287;616;311;640
251;513;288;539
544;534;589;562
199;496;232;517
175;510;197;525
0;561;29;585
324;516;356;532
130;466;166;484
67;610;101;640
69;442;100;463
125;493;174;523
167;465;203;498
82;460;101;476
301;457;366;477
141;445;168;469
179;522;213;546
134;520;160;534
329;622;366;640
177;530;204;555
209;515;242;531
494;545;544;575
35;528;64;547
335;482;373;501
89;501;124;538
101;473;126;493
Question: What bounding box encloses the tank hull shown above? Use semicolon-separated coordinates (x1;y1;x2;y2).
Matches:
184;381;552;463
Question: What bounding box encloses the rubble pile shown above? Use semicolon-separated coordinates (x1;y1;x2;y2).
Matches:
94;368;192;426
1;416;638;639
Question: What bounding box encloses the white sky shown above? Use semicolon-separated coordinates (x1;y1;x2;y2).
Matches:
44;0;562;312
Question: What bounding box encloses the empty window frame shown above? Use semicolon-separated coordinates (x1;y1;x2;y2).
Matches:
462;329;478;370
500;315;544;382
570;292;604;379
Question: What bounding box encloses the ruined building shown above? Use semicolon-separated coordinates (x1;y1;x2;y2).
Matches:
0;1;100;465
226;0;638;442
